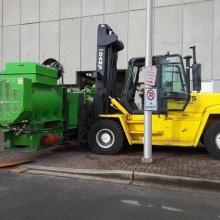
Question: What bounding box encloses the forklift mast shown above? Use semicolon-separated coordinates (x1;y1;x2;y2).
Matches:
93;24;124;120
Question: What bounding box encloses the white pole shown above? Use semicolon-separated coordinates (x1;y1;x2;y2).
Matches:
142;0;154;163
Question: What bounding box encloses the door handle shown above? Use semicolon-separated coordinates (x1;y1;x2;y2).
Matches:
164;93;171;97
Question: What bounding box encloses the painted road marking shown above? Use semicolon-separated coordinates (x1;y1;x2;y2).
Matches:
121;200;141;206
161;206;183;212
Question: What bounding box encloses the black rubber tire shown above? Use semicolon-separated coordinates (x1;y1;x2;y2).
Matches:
204;121;220;159
88;120;124;155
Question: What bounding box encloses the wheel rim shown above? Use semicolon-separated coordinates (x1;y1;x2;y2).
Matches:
96;129;115;149
215;133;220;150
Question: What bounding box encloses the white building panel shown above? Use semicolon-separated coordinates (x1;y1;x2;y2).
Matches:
155;0;182;7
21;23;39;62
2;26;20;65
82;0;104;16
201;81;213;92
213;0;220;80
40;21;59;62
105;12;128;69
183;0;206;3
60;0;81;19
129;0;145;10
0;0;219;88
21;0;39;24
40;0;59;22
154;5;182;55
213;80;220;92
0;0;2;26
81;15;103;71
3;0;20;26
60;18;80;84
128;10;146;58
104;0;128;13
183;1;212;80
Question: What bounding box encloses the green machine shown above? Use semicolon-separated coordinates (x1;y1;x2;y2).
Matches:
0;60;80;150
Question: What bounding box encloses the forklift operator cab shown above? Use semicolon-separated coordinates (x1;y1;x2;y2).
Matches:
120;54;190;114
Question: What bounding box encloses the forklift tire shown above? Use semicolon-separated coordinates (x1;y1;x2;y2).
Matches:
88;120;124;155
204;121;220;159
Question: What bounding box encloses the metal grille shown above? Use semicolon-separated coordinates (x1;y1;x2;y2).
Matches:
5;81;10;117
0;82;2;101
13;103;17;112
0;81;11;119
5;102;9;112
13;89;18;112
13;89;18;101
5;81;10;101
0;81;2;113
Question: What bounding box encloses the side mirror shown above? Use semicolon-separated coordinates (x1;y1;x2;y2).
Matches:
192;63;201;92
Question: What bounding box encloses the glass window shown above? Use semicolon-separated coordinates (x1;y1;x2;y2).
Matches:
161;56;188;111
162;64;185;93
161;55;186;94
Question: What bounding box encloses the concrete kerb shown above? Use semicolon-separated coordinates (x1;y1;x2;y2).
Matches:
21;164;220;191
24;169;132;185
22;165;133;180
134;172;220;191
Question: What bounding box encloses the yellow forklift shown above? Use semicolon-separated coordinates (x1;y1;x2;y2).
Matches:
81;24;220;159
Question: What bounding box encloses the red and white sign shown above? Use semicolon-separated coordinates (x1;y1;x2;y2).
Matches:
145;66;157;86
146;89;155;101
145;88;158;111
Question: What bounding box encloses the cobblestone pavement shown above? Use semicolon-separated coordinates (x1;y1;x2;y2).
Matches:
0;133;34;161
1;130;220;181
29;144;220;181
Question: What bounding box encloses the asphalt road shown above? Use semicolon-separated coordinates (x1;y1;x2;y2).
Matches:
0;170;220;220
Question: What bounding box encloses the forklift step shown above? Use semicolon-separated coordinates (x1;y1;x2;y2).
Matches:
127;120;143;124
130;130;164;135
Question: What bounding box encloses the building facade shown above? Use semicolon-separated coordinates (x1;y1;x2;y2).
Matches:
0;0;219;91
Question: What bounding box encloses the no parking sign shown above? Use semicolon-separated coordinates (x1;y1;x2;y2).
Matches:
145;88;158;111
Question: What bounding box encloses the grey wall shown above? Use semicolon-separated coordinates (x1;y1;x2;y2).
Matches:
0;0;219;89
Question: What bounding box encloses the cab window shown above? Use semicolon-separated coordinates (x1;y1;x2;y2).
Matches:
162;64;185;93
160;56;189;112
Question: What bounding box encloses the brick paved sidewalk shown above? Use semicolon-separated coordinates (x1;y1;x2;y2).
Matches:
27;144;220;181
1;128;220;182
